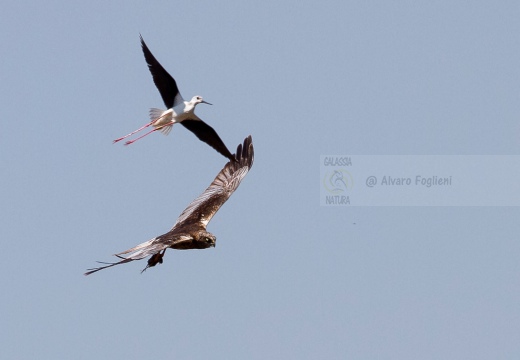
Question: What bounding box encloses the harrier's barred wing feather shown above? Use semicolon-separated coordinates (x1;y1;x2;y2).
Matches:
84;235;193;275
84;257;135;276
140;35;183;108
116;235;193;259
173;135;253;229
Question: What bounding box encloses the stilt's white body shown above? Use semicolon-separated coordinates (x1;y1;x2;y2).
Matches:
150;96;203;135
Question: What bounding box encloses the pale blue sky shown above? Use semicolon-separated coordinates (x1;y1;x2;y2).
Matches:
1;1;520;359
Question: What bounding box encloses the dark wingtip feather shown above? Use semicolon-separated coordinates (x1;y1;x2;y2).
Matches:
139;34;147;50
233;135;253;169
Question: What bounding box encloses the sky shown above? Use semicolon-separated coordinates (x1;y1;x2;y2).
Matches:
1;1;520;359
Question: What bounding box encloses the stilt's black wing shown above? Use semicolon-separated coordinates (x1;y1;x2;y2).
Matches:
181;119;236;161
140;35;183;108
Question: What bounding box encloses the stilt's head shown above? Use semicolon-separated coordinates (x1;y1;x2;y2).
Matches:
190;95;212;106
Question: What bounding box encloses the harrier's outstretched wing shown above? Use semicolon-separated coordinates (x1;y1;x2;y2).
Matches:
84;235;193;275
172;135;254;229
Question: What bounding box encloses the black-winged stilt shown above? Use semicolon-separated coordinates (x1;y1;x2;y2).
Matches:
114;35;235;162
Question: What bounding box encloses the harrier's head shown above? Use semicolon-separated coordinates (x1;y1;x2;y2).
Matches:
194;230;216;249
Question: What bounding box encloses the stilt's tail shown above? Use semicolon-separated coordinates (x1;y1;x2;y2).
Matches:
149;108;174;135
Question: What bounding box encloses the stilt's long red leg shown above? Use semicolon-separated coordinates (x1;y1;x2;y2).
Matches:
113;122;153;143
124;128;159;145
119;120;173;146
